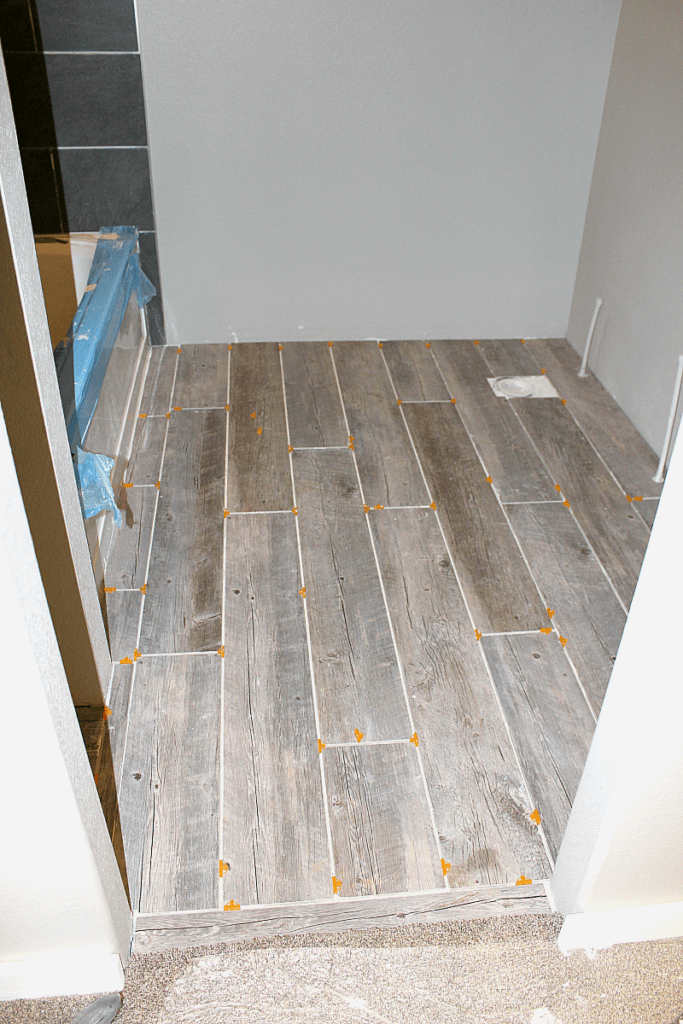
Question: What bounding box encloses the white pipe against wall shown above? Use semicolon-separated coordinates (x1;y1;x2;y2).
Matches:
578;297;603;377
654;354;683;483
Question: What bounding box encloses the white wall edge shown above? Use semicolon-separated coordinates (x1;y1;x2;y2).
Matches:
558;902;683;954
0;953;124;1001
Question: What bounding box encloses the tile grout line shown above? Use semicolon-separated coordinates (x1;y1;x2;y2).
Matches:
219;348;231;909
394;344;556;873
279;347;338;889
117;348;179;832
331;344;449;890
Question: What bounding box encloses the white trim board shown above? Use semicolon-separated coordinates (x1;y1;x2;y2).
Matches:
558;901;683;954
0;954;124;1001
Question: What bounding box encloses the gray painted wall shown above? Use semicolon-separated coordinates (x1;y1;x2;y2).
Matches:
567;0;683;456
136;0;621;345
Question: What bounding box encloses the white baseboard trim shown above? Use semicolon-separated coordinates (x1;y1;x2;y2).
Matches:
0;952;124;1001
558;901;683;954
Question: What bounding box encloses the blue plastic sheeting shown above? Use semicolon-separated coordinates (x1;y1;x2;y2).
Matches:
54;226;156;453
73;448;122;528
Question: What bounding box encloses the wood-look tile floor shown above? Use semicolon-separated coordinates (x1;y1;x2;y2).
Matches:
101;338;660;916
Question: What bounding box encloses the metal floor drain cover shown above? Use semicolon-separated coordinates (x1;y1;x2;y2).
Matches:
487;375;559;399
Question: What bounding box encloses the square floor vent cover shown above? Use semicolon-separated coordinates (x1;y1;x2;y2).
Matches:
487;375;559;399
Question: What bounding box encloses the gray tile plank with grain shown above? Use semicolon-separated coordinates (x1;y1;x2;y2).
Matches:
382;340;450;401
282;342;348;447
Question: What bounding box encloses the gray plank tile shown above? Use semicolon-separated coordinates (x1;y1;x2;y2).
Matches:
140;346;177;416
281;342;348;447
106;589;142;662
506;502;626;716
477;339;541;377
333;341;428;507
124;415;167;485
106;486;156;589
118;655;221;913
292;448;410;743
526;338;662;499
227;343;293;512
140;410;224;653
325;744;444;897
370;508;549;885
222;514;330;906
431;341;556;502
512;398;650;607
173;344;230;409
481;633;596;861
381;341;450;401
637;498;659;529
403;403;546;633
106;663;134;784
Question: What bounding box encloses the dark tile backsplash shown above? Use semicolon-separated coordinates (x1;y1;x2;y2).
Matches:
0;0;165;342
59;149;154;231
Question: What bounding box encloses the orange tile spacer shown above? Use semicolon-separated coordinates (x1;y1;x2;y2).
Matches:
473;340;479;345
530;809;541;826
173;406;182;412
450;397;456;404
257;426;262;435
561;398;568;405
332;876;342;894
441;857;451;876
425;342;431;348
224;900;240;910
119;657;133;665
155;480;161;489
133;649;142;661
547;608;555;619
177;347;182;354
378;342;383;348
139;412;148;419
328;341;334;347
354;728;364;743
540;368;547;375
634;495;643;501
516;875;532;886
397;398;402;405
123;481;133;489
217;645;225;657
348;442;354;450
563;500;570;508
554;484;562;492
228;344;233;350
429;501;436;510
104;586;116;593
559;636;568;647
520;339;526;344
486;475;493;484
288;445;294;452
626;495;632;502
363;504;370;513
278;344;283;350
409;732;419;747
292;507;298;515
373;504;384;510
474;628;482;641
318;739;326;753
539;627;552;635
219;860;230;877
224;509;230;518
251;411;256;419
165;412;171;419
140;584;147;594
299;586;306;598
103;706;112;720
349;435;354;443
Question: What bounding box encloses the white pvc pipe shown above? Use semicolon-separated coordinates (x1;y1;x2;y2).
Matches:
578;297;603;377
654;354;683;483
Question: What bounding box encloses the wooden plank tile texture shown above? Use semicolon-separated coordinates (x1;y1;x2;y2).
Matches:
227;343;293;511
222;514;330;905
292;448;410;743
140;410;224;653
118;655;220;913
326;744;444;896
381;341;450;401
106;589;142;661
431;341;556;502
173;344;230;408
403;403;546;633
106;485;156;588
477;340;542;378
333;341;428;507
140;345;177;415
506;502;626;715
481;633;596;861
512;398;650;607
370;508;549;885
526;339;662;498
124;415;167;485
637;499;659;529
281;342;348;447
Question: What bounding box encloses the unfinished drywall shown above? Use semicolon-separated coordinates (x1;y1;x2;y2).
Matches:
136;0;621;344
567;0;683;456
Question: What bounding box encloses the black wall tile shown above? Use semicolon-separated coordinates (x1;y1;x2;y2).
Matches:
19;148;65;232
5;54;146;147
138;232;165;346
0;0;37;52
58;148;153;231
32;0;138;52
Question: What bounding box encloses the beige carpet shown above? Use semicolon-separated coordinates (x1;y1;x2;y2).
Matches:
4;916;683;1024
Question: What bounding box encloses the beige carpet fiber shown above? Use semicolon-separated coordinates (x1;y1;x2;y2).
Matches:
4;916;683;1024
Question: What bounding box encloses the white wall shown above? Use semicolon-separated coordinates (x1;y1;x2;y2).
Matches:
136;0;621;345
566;0;683;455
